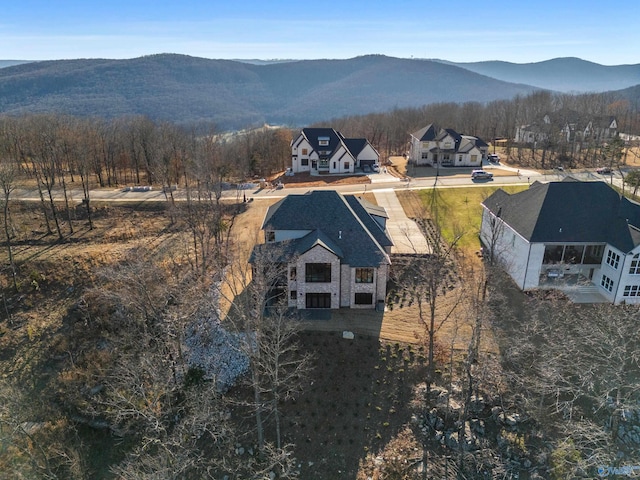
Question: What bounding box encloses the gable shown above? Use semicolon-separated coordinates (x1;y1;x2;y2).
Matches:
263;190;391;267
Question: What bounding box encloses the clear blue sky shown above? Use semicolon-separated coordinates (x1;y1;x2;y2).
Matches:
2;0;638;65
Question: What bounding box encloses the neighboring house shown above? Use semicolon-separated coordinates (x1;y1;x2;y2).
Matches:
480;178;640;304
250;190;393;309
290;128;379;174
408;124;488;167
514;110;618;144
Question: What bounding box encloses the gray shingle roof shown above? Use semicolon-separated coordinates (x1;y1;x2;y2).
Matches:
261;190;392;267
482;179;640;253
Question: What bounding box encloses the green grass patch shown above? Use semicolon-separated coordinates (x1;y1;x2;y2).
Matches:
415;185;528;253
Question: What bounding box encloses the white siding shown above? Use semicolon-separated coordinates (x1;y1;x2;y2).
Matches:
615;247;640;304
480;209;533;289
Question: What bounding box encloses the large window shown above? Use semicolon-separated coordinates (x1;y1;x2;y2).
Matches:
305;263;331;282
630;254;640;274
601;274;614;292
606;249;620;269
301;158;308;166
318;137;330;146
306;293;331;308
623;285;640;297
355;293;373;305
355;268;374;283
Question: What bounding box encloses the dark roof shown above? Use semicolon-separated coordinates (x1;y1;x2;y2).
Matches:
411;124;438;142
345;196;393;249
482;178;640;252
342;138;367;157
296;128;376;161
261;190;392;267
249;229;344;264
412;124;487;153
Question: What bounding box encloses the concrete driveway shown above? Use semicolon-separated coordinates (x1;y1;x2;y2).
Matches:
373;189;431;254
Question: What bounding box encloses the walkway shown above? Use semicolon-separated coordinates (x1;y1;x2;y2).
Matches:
373;189;431;254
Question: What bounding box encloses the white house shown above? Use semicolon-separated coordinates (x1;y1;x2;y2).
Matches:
408;124;488;167
250;190;393;309
291;128;379;174
480;178;640;304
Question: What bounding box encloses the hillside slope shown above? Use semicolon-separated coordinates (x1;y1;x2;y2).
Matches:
435;57;640;93
0;54;539;129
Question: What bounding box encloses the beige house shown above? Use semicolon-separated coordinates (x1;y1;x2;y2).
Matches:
408;124;488;167
250;190;392;309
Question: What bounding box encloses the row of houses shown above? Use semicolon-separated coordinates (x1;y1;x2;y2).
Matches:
514;109;618;145
290;124;490;174
250;121;638;311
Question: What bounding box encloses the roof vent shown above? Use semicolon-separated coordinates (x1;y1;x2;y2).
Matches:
559;228;563;233
339;230;342;239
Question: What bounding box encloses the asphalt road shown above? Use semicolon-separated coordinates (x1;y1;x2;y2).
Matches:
12;167;623;203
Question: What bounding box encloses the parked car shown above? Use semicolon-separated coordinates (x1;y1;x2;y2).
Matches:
488;153;500;163
285;167;294;176
596;167;612;174
471;169;493;180
371;164;380;172
363;164;372;173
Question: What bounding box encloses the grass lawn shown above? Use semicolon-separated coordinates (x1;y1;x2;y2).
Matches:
397;185;529;258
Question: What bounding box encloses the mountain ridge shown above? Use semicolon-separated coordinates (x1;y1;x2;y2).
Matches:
0;54;637;129
431;57;640;92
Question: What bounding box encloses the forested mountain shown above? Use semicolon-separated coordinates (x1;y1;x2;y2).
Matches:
434;57;640;93
0;54;540;129
0;60;32;69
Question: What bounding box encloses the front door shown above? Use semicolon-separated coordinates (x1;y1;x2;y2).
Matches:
306;293;331;309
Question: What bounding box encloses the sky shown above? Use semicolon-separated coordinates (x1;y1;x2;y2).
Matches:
2;0;639;65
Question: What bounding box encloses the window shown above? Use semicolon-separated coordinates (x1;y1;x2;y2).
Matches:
355;268;374;283
333;162;336;169
344;162;349;169
355;293;373;304
623;285;640;297
305;263;331;282
444;142;452;149
318;137;330;146
301;158;309;166
301;148;308;155
458;155;463;162
421;152;429;159
601;274;614;292
471;155;478;162
630;254;640;274
290;290;297;300
606;249;620;269
266;231;275;242
289;267;296;281
306;293;331;308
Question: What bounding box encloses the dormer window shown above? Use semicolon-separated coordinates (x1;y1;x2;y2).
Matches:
266;231;275;242
318;136;330;146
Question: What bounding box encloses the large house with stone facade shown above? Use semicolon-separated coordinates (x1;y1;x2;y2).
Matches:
290;128;379;174
480;178;640;304
408;124;488;167
250;190;393;309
